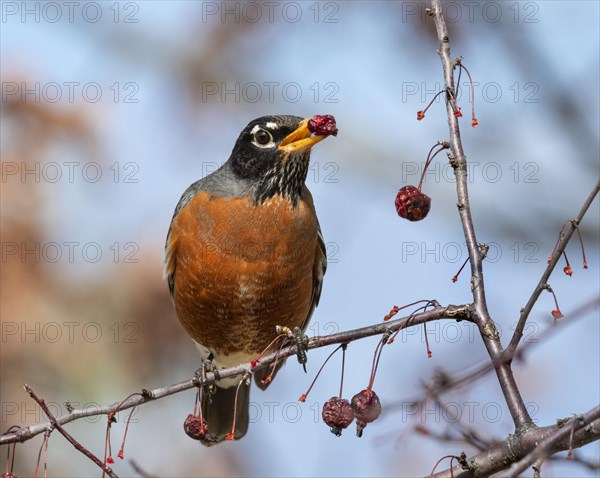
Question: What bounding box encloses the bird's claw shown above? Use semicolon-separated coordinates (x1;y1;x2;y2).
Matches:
193;359;218;399
293;327;309;372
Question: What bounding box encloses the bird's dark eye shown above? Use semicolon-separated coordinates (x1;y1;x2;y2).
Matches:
253;129;273;146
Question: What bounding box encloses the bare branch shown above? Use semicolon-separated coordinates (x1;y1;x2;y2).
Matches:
429;0;530;429
1;304;471;446
384;295;599;417
507;406;600;477
24;384;118;478
504;179;600;361
430;405;600;478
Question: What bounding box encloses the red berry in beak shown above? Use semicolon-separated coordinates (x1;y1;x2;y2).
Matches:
351;389;381;437
322;396;354;436
395;185;431;221
308;115;338;136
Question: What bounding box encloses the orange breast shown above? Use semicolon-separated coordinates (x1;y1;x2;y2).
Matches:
168;192;318;359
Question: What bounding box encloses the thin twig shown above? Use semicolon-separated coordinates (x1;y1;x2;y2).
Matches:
384;297;599;420
24;385;118;478
503;179;600;361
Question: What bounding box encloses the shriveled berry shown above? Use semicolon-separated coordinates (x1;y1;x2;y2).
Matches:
308;114;338;136
351;389;381;437
395;185;431;221
183;413;209;440
322;397;354;436
1;473;18;478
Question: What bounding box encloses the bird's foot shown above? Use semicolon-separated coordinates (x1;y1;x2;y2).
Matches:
293;327;310;372
193;359;219;401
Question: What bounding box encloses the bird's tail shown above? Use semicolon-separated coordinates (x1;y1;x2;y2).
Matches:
200;381;250;446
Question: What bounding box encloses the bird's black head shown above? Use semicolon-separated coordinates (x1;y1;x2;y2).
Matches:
228;115;334;205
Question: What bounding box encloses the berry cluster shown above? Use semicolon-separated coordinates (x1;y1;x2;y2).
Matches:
321;389;382;438
299;339;387;437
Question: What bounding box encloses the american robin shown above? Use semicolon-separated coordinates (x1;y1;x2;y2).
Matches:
165;114;337;445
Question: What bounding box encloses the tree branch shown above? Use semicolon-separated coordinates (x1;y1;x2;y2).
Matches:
0;304;471;446
429;0;531;429
24;385;117;478
385;296;599;419
507;405;600;477
430;405;600;478
503;178;600;361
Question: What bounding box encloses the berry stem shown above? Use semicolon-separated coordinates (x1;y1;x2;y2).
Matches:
33;430;50;478
454;60;463;99
103;416;113;474
193;388;199;416
451;256;469;283
574;224;588;268
117;404;138;460
261;334;290;386
339;344;347;398
251;332;287;368
545;285;564;321
387;300;437;344
429;454;461;477
423;323;432;358
3;426;19;474
298;344;343;402
417;142;450;191
227;371;250;441
417;89;446;121
457;61;478;127
197;384;206;425
384;300;434;322
563;251;573;276
367;333;390;391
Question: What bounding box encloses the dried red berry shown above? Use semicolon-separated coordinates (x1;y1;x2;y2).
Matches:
106;456;115;464
563;265;573;276
395;185;431;221
322;397;354;436
1;473;18;478
308;115;338;136
183;413;208;440
351;389;381;437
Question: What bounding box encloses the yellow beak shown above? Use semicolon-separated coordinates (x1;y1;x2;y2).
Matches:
278;118;329;154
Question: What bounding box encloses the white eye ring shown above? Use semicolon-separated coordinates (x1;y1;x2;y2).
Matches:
250;125;275;149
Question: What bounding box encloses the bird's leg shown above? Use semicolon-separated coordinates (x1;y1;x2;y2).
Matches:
193;358;220;404
293;327;310;372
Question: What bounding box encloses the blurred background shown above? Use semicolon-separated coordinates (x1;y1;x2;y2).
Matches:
1;1;599;476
